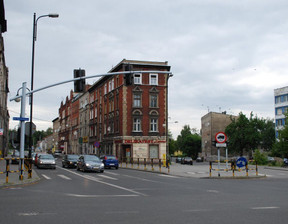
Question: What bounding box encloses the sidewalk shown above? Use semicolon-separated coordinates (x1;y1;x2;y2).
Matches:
0;159;40;188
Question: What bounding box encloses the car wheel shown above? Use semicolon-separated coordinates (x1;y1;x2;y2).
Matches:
77;166;80;171
62;164;65;168
100;170;104;173
115;166;119;170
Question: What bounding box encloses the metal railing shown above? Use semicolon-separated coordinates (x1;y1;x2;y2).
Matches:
209;160;259;177
119;157;170;174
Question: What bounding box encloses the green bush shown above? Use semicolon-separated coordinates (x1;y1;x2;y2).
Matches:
253;149;268;165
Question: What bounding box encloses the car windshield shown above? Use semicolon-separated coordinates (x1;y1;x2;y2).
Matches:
40;155;54;160
67;155;79;160
84;155;100;162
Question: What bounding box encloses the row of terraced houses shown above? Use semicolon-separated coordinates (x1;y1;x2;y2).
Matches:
51;59;172;161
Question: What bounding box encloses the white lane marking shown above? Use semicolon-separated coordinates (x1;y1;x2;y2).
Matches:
18;212;39;216
105;211;139;214
207;190;219;193
251;206;279;210
98;174;118;180
57;174;72;180
104;171;120;176
184;209;211;212
158;174;179;178
41;174;51;180
66;193;139;198
57;166;146;196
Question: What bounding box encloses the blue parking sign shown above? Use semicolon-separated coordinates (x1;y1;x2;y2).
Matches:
236;157;247;168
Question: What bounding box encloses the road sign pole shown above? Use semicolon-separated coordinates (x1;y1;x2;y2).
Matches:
226;147;228;171
218;148;220;177
19;82;27;180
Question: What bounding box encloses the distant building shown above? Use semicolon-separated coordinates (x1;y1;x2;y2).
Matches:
52;117;60;153
201;112;237;160
274;86;288;138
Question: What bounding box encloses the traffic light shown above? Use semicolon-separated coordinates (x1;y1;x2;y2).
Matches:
74;69;85;92
124;64;133;86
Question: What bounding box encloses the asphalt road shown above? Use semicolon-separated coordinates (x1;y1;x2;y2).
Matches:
1;159;288;224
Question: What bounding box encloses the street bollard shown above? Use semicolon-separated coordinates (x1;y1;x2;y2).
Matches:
131;157;133;168
144;158;147;171
256;161;258;176
137;158;140;169
159;159;161;173
151;159;154;171
246;164;248;177
209;161;212;177
19;158;24;181
232;162;235;177
6;159;9;183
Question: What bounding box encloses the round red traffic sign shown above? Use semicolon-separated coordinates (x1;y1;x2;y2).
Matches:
215;132;227;143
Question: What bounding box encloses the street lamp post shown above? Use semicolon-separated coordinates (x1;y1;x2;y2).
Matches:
28;13;59;161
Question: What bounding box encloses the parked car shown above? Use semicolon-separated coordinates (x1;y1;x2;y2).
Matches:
181;157;193;165
100;155;119;169
176;157;183;163
53;150;62;157
196;157;203;162
284;158;288;166
77;155;104;173
62;154;79;168
11;150;20;164
36;154;56;169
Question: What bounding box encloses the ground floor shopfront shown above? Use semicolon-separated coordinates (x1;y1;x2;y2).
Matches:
88;137;167;161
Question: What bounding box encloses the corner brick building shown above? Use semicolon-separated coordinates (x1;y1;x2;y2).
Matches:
56;59;172;161
88;59;171;160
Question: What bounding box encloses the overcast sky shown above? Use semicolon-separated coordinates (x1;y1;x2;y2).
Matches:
4;0;288;138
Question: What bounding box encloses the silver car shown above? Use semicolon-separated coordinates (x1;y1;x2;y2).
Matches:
77;155;104;173
36;154;56;169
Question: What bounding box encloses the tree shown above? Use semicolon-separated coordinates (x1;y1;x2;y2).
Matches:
176;125;201;159
225;112;275;156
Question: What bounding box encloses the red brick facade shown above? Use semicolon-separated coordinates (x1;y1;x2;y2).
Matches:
57;59;171;160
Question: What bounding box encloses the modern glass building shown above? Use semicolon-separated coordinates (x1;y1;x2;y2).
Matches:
274;86;288;138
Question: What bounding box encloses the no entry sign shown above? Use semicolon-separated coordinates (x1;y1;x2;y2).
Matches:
215;132;227;144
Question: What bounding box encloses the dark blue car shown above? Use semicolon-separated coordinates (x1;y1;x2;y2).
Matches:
100;155;119;169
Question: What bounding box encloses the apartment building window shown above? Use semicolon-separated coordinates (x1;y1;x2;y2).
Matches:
133;118;142;132
150;118;158;132
276;108;282;115
108;79;114;92
133;94;142;107
90;126;94;137
150;94;158;108
276;119;285;127
94;107;97;118
149;74;158;85
90;108;93;120
104;84;107;95
133;73;142;85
